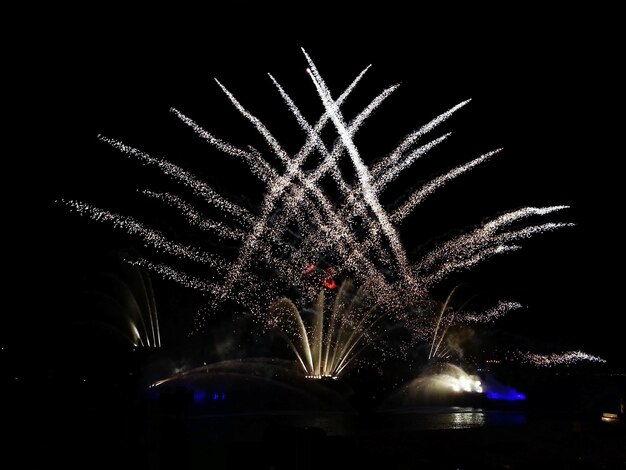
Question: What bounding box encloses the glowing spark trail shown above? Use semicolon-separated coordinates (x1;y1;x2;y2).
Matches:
518;351;606;367
375;134;451;193
99;136;254;224
460;301;523;323
391;149;500;224
415;206;572;286
60;199;223;267
371;99;472;177
142;190;245;240
171;108;278;184
127;258;218;293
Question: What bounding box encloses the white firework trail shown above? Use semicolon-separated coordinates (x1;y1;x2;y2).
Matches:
374;134;451;193
517;350;606;367
391;149;500;224
421;245;524;287
99;136;254;224
60;199;223;268
126;258;217;293
482;205;570;232
142;190;245;240
371;98;472;177
460;301;523;323
416;206;572;279
171;108;278;184
422;221;575;286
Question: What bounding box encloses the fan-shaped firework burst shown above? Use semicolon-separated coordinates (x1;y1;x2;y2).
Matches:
60;49;573;350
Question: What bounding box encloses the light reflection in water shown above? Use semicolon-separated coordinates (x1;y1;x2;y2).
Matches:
451;411;485;429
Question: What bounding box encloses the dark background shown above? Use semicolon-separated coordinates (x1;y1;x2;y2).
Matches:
5;3;623;375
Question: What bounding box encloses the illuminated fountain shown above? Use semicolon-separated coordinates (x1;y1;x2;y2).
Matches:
421;363;483;395
380;362;484;410
268;279;384;379
147;357;357;414
83;250;161;350
382;291;490;407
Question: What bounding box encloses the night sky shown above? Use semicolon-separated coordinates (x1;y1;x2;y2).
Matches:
6;4;623;373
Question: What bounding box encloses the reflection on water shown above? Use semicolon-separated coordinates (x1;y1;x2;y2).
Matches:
189;407;528;442
451;410;485;429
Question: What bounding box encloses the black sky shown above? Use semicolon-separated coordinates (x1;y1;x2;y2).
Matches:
7;4;623;369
